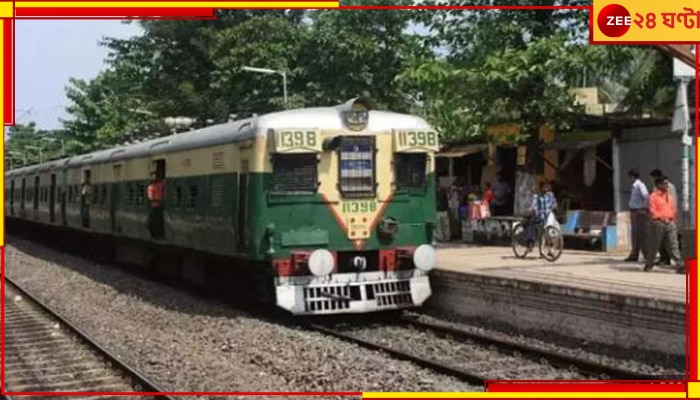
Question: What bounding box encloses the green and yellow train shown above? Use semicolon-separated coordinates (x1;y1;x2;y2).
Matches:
4;98;440;315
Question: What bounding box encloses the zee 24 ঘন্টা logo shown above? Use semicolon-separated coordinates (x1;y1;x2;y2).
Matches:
595;2;700;40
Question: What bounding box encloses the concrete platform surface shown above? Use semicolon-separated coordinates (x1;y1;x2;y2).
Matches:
436;244;685;305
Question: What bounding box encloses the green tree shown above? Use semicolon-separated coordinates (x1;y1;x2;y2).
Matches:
400;0;640;213
5;122;70;167
299;0;430;111
62;6;428;150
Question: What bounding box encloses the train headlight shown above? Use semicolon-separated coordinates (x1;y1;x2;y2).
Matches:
413;244;436;272
308;249;335;277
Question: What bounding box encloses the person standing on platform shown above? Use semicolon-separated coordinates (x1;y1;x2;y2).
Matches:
650;169;677;265
644;177;684;274
436;187;450;242
625;169;649;262
483;182;495;214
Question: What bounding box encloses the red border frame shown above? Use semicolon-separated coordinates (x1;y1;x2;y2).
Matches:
1;2;699;398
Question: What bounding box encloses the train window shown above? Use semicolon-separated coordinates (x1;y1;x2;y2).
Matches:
101;185;107;206
338;136;375;198
136;184;145;205
270;154;318;194
187;184;199;209
174;184;182;207
126;183;134;206
395;153;427;190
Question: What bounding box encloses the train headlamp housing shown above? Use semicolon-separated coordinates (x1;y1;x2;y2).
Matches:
413;244;436;272
339;97;374;132
308;249;335;277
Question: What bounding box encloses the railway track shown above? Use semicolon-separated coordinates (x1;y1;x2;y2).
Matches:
307;315;685;385
2;276;177;399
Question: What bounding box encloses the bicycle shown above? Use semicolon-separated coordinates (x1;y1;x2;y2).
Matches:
511;214;563;262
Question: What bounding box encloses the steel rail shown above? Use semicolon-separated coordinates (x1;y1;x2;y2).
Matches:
3;276;179;399
307;323;490;386
401;316;685;381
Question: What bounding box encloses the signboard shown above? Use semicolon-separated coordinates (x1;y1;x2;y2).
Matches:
271;129;322;153
674;45;696;78
591;0;700;43
393;129;440;153
583;147;597;187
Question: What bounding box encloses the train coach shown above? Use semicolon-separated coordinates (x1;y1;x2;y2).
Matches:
4;98;440;315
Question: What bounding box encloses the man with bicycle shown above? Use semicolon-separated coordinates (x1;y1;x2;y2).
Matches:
525;180;558;251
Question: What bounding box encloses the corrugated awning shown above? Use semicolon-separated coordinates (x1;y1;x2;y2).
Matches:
436;144;488;158
540;139;609;151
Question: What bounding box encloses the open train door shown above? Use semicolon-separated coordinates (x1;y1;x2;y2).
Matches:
60;167;68;226
9;179;14;216
80;169;91;228
148;158;167;239
49;173;56;222
111;164;122;233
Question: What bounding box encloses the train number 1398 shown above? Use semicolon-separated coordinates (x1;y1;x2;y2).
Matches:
342;201;378;214
277;130;317;149
397;130;438;148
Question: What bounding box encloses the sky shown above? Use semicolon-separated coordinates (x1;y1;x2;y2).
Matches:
15;20;143;130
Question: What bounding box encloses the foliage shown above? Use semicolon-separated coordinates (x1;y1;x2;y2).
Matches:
60;5;426;149
29;5;677;159
5;123;70;167
299;0;430;111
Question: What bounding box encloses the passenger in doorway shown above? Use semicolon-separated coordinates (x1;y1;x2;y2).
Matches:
491;173;512;216
644;177;684;274
80;176;92;228
524;180;557;251
147;172;166;239
624;169;649;262
650;169;678;266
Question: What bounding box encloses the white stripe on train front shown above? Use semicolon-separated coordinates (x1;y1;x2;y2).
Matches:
275;271;432;315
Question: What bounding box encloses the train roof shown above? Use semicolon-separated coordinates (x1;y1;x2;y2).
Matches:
6;101;433;176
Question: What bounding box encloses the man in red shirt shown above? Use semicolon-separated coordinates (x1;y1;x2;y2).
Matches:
146;171;166;239
644;177;684;273
483;182;495;213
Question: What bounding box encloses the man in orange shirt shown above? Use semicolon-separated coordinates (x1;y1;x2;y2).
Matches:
644;177;684;273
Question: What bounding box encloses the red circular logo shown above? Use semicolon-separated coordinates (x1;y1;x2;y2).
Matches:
597;4;631;37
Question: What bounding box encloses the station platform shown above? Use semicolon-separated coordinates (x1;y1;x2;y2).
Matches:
427;245;687;356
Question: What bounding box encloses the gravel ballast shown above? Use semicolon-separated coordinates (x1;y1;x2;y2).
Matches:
4;237;482;398
341;324;589;380
409;311;686;375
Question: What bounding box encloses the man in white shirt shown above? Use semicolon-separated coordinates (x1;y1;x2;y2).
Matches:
625;169;649;262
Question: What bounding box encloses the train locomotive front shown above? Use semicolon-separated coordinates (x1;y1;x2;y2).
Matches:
260;98;440;314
